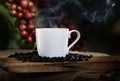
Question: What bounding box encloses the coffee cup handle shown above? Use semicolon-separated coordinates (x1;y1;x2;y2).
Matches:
68;30;81;50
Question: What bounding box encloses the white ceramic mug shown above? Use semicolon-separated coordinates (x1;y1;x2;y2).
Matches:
36;28;80;57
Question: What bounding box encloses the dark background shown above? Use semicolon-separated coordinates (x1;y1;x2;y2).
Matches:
0;0;120;55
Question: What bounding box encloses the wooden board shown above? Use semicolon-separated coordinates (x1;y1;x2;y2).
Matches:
0;50;120;73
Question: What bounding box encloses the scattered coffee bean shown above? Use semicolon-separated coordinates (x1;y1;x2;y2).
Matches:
8;50;93;62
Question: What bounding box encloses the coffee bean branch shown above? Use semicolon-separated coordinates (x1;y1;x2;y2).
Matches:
6;0;36;44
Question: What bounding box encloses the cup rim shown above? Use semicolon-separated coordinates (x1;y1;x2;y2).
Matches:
36;28;69;30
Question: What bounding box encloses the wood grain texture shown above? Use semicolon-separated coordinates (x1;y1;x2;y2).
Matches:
0;50;120;73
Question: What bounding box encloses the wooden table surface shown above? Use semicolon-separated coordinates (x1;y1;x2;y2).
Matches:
0;50;120;81
0;50;120;73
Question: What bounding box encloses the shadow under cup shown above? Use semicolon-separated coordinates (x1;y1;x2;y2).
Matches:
36;28;80;57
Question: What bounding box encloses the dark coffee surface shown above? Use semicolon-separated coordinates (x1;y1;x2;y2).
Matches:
8;51;93;62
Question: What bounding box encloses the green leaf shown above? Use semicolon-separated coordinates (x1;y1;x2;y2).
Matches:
0;4;20;49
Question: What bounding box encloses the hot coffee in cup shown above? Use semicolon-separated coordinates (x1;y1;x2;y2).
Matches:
36;28;80;57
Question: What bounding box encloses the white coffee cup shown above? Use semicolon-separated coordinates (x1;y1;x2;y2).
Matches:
36;28;80;57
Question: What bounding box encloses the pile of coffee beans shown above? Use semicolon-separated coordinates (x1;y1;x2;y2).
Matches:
8;51;93;62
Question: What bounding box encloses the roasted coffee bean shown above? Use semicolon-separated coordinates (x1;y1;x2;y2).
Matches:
8;50;93;62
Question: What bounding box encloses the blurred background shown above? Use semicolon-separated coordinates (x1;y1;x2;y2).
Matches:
0;0;120;54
